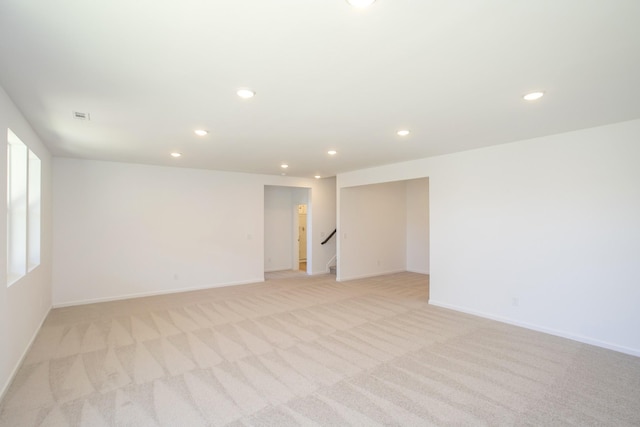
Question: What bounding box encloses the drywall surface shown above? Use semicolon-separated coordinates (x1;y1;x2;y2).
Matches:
406;178;429;274
338;119;640;356
0;85;53;399
339;181;407;281
52;159;334;306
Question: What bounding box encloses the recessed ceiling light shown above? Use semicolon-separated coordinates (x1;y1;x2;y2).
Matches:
347;0;376;8
194;129;208;136
314;175;321;179
523;91;544;101
72;111;90;121
328;150;337;155
281;164;289;169
237;88;256;99
170;152;182;158
397;130;410;136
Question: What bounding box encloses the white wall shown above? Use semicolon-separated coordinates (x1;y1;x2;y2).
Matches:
406;178;429;274
52;159;335;306
338;119;640;356
0;86;53;398
339;181;407;281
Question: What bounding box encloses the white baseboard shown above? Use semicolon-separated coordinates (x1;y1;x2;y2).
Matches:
311;272;330;276
264;266;293;273
0;306;51;402
429;300;640;358
338;269;406;282
53;278;265;308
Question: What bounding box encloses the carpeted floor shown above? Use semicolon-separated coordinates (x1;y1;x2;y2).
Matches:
1;272;639;426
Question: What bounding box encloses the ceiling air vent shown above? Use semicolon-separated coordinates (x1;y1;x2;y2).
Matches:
73;111;90;121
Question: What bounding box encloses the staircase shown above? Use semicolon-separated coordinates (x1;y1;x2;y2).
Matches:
327;254;337;275
322;230;337;275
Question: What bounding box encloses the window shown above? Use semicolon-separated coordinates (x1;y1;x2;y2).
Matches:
7;129;40;286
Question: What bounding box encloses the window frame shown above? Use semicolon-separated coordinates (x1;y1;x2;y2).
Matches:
6;129;41;286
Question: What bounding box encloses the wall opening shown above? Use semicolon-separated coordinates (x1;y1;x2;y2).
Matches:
338;177;429;296
297;204;308;272
264;186;311;274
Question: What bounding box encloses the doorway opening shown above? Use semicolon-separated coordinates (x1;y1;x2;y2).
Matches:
338;177;429;298
264;186;311;276
297;204;308;272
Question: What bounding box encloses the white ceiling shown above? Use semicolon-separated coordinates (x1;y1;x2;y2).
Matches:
1;0;639;178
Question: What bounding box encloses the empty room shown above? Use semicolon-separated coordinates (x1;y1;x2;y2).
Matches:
1;0;640;425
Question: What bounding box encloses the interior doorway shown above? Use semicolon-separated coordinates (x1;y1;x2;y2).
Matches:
264;186;310;275
297;204;307;271
338;177;428;299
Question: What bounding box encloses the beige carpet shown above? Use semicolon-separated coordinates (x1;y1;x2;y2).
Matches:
1;272;639;426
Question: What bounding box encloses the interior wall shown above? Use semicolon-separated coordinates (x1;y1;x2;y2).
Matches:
339;181;407;281
338;119;640;356
406;178;429;274
52;158;334;306
0;86;53;398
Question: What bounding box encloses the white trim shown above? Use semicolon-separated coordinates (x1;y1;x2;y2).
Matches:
264;266;293;273
53;278;265;308
0;306;51;402
406;268;429;275
308;270;331;276
429;300;640;358
338;269;406;282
